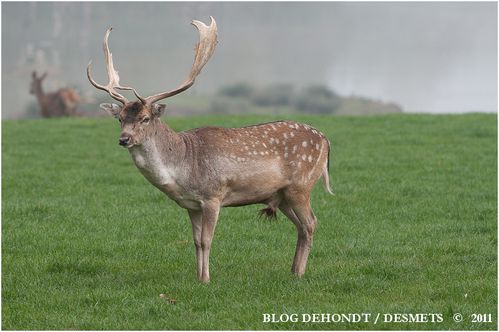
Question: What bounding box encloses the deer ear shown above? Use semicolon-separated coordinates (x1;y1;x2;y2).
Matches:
152;104;166;117
100;103;121;118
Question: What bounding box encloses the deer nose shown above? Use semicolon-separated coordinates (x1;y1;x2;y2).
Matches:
119;135;130;146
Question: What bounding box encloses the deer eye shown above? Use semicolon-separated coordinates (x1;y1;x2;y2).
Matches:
141;117;150;124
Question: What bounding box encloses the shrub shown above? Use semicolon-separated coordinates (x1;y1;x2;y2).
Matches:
218;83;255;99
295;85;341;114
251;83;294;107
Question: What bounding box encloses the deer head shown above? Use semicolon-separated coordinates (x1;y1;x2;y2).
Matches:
30;71;48;95
87;17;218;147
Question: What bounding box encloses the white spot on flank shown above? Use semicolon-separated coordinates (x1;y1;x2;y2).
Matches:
260;151;265;156
302;155;306;161
302;141;308;147
262;142;267;148
316;143;320;150
308;155;313;162
283;133;288;139
292;145;297;153
275;138;280;144
290;132;295;137
284;152;289;159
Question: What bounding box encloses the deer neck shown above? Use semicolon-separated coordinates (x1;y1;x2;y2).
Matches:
33;83;46;103
128;119;186;187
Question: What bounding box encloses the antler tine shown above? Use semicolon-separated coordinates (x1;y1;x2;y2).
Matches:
87;61;125;104
145;16;218;105
87;28;146;105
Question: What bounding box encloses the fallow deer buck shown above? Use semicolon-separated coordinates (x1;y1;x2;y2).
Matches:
30;71;80;117
87;17;333;283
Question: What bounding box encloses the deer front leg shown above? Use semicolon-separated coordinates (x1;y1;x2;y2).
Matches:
188;209;203;280
199;200;220;283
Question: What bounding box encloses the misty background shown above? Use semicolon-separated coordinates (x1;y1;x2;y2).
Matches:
2;1;497;119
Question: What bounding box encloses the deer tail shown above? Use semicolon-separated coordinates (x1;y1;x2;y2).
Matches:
322;139;335;195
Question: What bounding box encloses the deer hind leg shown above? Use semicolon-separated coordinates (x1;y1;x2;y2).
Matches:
279;192;317;277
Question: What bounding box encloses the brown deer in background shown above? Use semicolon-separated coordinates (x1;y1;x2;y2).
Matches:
30;71;80;117
87;17;333;283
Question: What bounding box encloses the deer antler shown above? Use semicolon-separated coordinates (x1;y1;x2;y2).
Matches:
144;16;218;105
87;28;146;105
87;17;217;106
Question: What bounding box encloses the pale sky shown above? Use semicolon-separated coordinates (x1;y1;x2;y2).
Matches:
2;2;497;117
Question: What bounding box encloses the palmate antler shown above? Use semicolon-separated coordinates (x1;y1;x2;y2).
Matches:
87;28;146;105
87;17;218;106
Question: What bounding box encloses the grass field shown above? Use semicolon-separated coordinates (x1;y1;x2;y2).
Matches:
2;113;497;330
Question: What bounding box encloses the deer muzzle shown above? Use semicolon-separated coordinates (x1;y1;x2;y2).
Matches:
119;134;132;147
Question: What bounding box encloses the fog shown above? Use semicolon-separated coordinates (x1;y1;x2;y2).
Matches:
2;2;497;118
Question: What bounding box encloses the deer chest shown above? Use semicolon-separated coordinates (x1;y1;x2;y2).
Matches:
130;147;176;186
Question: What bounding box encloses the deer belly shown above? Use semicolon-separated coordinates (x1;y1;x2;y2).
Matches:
221;162;288;207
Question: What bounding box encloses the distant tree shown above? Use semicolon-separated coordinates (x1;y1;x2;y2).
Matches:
218;83;254;99
215;82;401;115
295;85;341;114
252;83;294;107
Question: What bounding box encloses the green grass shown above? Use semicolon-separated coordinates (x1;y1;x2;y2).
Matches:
2;113;497;330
